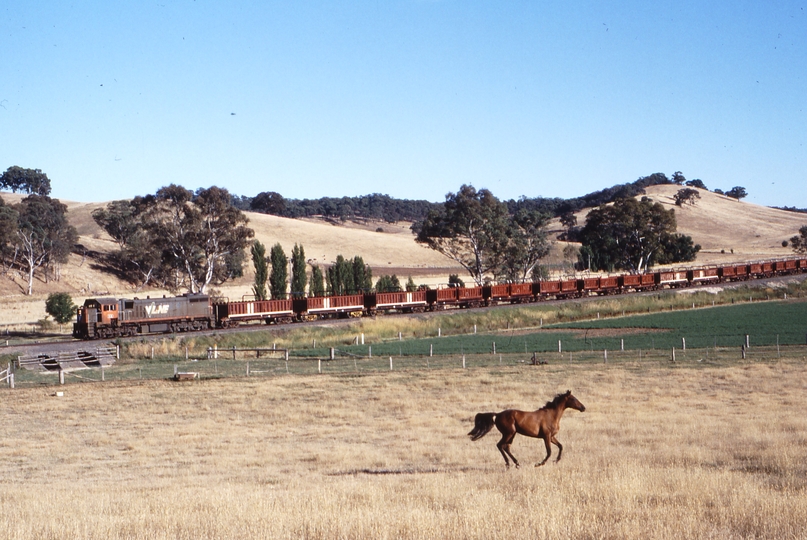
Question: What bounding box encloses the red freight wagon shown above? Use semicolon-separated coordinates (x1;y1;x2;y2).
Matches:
560;279;579;297
295;294;365;319
656;271;688;288
718;265;737;280
619;274;641;288
365;291;428;313
687;268;719;284
537;280;562;296
483;284;510;303
579;278;600;293
599;276;619;292
508;282;534;301
427;287;459;306
640;273;656;288
457;286;484;306
218;298;294;325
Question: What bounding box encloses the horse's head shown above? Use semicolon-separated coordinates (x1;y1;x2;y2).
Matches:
564;390;586;412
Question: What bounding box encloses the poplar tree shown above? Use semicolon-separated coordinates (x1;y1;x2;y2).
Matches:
310;265;325;297
291;243;307;298
251;241;268;300
269;243;288;299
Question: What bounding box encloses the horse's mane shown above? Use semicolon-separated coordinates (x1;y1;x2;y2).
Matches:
541;390;571;410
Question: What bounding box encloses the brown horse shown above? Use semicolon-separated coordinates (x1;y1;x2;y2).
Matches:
468;390;585;469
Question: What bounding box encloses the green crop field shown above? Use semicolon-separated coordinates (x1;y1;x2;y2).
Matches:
548;299;807;349
328;299;807;358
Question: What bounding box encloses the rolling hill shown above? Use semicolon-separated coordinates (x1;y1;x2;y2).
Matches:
0;185;805;325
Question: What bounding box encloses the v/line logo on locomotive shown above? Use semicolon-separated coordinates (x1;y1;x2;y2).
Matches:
144;303;170;317
72;256;807;340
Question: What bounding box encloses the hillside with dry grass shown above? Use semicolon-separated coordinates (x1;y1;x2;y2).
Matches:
1;185;805;325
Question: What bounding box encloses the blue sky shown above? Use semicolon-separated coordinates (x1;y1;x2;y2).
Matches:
2;1;805;207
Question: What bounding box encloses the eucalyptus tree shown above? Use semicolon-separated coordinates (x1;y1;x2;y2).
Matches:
416;185;510;286
578;197;698;274
14;195;77;295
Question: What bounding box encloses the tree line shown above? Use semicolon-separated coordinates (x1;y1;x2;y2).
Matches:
243;171;748;227
245;192;441;223
250;240;418;299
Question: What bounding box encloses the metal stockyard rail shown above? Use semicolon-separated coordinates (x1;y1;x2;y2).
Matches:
16;346;118;372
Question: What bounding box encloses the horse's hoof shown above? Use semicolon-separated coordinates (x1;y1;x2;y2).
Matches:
515;464;520;469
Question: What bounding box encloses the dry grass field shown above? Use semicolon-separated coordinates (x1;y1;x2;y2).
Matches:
2;359;806;539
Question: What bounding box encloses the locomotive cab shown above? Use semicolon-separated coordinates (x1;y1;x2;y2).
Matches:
73;298;120;339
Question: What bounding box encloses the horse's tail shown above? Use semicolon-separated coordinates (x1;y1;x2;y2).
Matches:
468;412;497;441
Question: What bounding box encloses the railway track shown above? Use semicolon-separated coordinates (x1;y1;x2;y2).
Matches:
5;271;806;358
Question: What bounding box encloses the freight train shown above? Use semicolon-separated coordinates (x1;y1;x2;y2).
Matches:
72;256;807;340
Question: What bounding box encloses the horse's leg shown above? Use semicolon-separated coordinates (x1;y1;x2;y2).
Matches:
503;440;520;470
552;436;563;463
535;436;552;467
496;435;511;468
497;433;520;469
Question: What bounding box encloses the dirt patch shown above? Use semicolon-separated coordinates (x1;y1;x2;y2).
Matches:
564;327;670;338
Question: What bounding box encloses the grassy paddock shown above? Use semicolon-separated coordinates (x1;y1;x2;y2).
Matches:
2;360;807;539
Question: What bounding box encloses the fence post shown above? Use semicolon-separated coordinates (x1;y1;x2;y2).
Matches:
185;347;189;360
682;337;686;351
671;348;676;363
214;344;218;359
429;344;433;357
232;346;236;360
474;324;477;334
438;328;441;337
389;357;393;370
246;362;250;377
558;340;562;354
745;335;750;348
741;345;746;359
368;346;372;358
9;373;13;389
621;339;624;351
116;345;120;360
59;368;65;385
604;350;607;363
361;333;365;345
462;355;466;369
329;348;335;360
492;342;496;354
318;358;322;374
285;349;289;361
398;332;402;341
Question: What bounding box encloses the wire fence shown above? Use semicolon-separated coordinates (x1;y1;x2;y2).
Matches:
5;341;806;389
